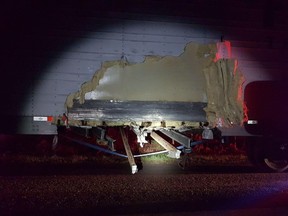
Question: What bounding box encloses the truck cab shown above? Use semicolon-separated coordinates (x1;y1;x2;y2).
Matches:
244;81;288;172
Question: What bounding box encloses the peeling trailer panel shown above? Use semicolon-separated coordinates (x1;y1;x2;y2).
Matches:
63;41;244;129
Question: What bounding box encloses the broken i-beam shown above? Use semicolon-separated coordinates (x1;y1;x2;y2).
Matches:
150;131;181;159
120;127;138;174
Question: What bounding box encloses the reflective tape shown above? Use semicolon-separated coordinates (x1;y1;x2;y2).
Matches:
33;116;48;121
33;116;53;122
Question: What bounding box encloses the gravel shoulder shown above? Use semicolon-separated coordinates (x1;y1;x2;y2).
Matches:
1;154;288;215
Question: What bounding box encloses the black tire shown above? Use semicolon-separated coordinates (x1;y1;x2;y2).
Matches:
246;136;288;172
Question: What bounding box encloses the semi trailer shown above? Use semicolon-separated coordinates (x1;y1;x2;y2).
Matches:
2;1;288;173
50;40;288;174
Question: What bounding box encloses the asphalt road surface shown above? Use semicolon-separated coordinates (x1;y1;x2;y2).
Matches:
1;161;288;216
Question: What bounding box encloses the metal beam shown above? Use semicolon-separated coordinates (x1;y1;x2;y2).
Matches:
150;132;181;159
119;127;138;174
159;129;191;148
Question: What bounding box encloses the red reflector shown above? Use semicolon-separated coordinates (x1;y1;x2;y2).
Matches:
47;116;54;122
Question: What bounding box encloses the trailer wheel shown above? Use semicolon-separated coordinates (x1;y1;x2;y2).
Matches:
263;139;288;172
247;137;288;172
263;158;288;172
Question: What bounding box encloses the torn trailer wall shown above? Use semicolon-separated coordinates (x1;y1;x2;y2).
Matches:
64;42;245;128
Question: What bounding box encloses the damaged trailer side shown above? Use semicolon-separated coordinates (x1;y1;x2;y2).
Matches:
52;41;250;174
63;41;245;129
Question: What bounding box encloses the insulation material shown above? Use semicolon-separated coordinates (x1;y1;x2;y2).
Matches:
203;59;245;127
65;42;244;127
